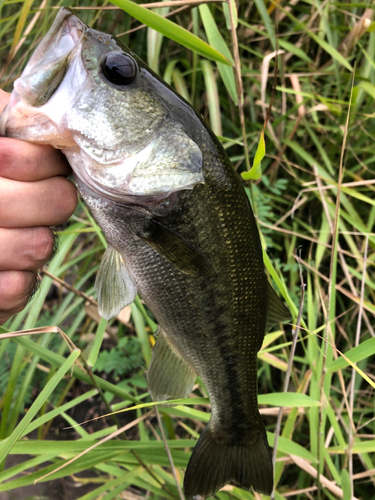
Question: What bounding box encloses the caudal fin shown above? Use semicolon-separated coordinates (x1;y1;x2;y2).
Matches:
184;419;273;499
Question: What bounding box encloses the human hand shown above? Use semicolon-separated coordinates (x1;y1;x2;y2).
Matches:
0;90;78;325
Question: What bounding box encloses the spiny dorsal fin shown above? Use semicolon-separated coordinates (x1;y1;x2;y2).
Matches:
95;246;137;320
147;327;197;402
266;280;291;334
139;220;212;277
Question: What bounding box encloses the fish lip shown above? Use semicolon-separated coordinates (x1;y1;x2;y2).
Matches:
16;8;85;81
0;8;86;139
49;9;85;55
64;9;86;44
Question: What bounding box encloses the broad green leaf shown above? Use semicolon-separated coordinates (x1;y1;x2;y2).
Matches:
0;453;56;484
106;393;319;423
131;302;152;366
262;330;285;348
0;349;81;461
276;86;313;99
253;0;276;49
79;468;144;500
222;0;237;30
341;185;375;207
329;439;375;455
109;0;230;65
201;59;222;135
147;3;170;74
22;389;98;438
0;450;125;490
11;335;142;404
171;67;190;102
358;80;375;99
326;336;375;373
10;439;195;455
258;393;320;407
341;468;352;500
199;4;237;104
242;131;265;180
163;59;179;85
162;404;210;423
278;38;313;63
87;317;107;368
313;33;353;72
8;0;33;59
278;6;353;71
267;433;317;463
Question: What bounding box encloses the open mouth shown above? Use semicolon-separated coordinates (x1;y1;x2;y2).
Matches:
10;10;85;108
0;9;86;138
24;9;85;75
65;11;85;44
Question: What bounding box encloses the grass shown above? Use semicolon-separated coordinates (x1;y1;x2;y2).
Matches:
0;1;375;499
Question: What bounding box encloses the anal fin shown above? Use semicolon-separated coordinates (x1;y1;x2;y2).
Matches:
95;246;137;321
147;327;197;401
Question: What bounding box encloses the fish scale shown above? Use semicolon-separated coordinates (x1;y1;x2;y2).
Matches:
0;8;290;499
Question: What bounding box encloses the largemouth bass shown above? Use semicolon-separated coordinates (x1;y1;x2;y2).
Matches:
0;9;290;498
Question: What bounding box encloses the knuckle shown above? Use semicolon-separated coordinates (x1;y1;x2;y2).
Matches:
0;138;13;175
29;227;55;266
0;271;36;313
0;179;10;223
54;177;78;222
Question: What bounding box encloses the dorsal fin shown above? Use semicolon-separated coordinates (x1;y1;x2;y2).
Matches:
265;281;291;333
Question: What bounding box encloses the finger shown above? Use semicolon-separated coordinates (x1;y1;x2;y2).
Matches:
0;227;56;271
0;90;71;180
0;176;77;227
0;137;72;181
0;270;40;325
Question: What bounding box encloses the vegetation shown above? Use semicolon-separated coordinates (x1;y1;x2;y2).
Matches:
0;1;374;499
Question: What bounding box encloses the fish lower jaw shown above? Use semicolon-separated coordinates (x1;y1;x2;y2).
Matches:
65;144;203;202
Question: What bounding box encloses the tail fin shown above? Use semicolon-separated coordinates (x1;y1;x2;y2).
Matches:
184;418;273;499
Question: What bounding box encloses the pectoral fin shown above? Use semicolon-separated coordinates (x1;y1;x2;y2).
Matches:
265;281;291;333
95;246;137;320
148;327;197;401
139;220;212;277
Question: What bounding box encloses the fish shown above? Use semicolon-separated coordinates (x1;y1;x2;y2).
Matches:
0;8;290;499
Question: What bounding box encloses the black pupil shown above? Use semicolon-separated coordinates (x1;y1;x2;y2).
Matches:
102;53;136;85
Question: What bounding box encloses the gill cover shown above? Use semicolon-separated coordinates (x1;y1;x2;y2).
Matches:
0;8;205;200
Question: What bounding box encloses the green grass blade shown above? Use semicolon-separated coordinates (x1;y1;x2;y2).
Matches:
110;0;230;64
199;4;237;104
87;317;107;369
201;59;222;135
0;349;81;462
326;336;375;374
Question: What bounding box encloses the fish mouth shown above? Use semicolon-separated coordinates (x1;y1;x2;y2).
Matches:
17;9;85;85
6;9;85;111
0;9;85;140
65;10;85;44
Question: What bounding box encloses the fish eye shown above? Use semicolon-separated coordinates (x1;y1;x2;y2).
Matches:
102;52;137;86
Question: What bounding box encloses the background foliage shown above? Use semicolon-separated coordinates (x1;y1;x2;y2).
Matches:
0;0;375;499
